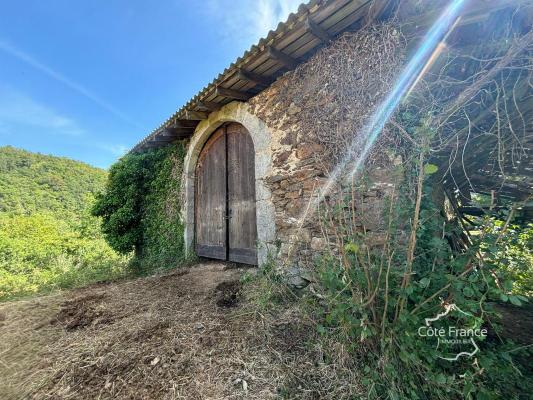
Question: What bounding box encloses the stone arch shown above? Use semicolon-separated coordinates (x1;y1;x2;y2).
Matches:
182;101;275;266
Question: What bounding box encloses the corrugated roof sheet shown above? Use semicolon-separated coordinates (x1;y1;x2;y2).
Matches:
132;0;375;152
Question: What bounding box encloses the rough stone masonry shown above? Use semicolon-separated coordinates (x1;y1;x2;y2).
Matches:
247;24;406;277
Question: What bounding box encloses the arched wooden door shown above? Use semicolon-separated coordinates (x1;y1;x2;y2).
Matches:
195;123;258;265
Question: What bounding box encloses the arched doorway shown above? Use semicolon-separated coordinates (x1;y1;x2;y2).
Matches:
195;122;258;265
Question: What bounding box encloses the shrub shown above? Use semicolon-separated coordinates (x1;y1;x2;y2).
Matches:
92;142;190;273
0;212;129;300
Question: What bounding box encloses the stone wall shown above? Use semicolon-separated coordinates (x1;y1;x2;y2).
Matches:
247;24;406;274
248;82;402;272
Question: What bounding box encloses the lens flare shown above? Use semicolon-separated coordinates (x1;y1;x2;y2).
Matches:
286;0;467;260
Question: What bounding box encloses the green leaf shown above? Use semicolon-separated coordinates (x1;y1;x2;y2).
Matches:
424;164;439;175
435;373;446;384
509;295;522;306
500;293;509;302
419;277;430;288
344;242;359;254
463;286;474;298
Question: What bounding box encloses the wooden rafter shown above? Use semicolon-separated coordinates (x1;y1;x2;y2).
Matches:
161;127;193;137
184;110;207;120
196;101;222;112
215;87;251;101
236;68;272;86
266;45;298;69
305;16;332;43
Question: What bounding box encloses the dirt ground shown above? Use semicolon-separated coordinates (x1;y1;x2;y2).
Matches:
0;262;328;400
3;262;529;400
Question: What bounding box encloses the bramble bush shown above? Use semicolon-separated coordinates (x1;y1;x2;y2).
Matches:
304;113;533;398
312;193;531;399
250;115;532;399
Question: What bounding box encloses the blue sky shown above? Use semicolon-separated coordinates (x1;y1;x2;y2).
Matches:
0;0;301;168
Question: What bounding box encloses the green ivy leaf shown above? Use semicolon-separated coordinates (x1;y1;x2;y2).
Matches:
424;164;439;175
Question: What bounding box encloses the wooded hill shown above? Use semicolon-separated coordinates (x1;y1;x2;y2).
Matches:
0;146;107;216
0;146;127;300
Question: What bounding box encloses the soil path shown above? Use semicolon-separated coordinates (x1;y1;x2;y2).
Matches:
0;262;302;400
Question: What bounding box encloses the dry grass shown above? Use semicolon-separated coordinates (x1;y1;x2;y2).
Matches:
0;262;364;400
0;292;65;398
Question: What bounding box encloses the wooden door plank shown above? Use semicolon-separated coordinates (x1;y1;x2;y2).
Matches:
227;123;258;265
195;128;227;260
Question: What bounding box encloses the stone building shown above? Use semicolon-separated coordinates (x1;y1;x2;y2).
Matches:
131;0;532;268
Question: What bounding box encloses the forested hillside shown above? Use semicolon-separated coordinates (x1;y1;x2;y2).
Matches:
0;146;107;216
0;146;128;300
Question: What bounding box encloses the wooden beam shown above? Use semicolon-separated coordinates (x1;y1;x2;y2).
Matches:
160;127;193;137
305;17;332;43
183;110;207;120
196;100;221;112
215;86;251;101
173;119;199;128
236;68;272;86
153;136;175;143
266;45;298;69
160;128;176;137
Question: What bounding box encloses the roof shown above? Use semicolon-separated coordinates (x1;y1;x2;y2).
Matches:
131;0;523;152
131;0;387;151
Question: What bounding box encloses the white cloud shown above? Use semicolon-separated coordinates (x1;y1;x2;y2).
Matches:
0;39;140;128
0;89;84;136
205;0;302;49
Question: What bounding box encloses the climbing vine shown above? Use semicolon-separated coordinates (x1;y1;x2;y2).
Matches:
92;142;189;273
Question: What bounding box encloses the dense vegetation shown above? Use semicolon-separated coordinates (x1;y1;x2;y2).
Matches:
0;146;128;300
92;142;189;273
0;146;107;216
248;157;532;400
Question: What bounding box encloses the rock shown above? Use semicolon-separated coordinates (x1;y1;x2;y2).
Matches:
279;133;297;146
298;228;311;242
286;265;309;289
287;103;302;115
296;143;324;159
274;150;292;163
291;169;319;182
311;237;326;251
267;174;285;184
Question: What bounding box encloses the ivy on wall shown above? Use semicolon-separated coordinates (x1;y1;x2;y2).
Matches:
92;142;189;273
